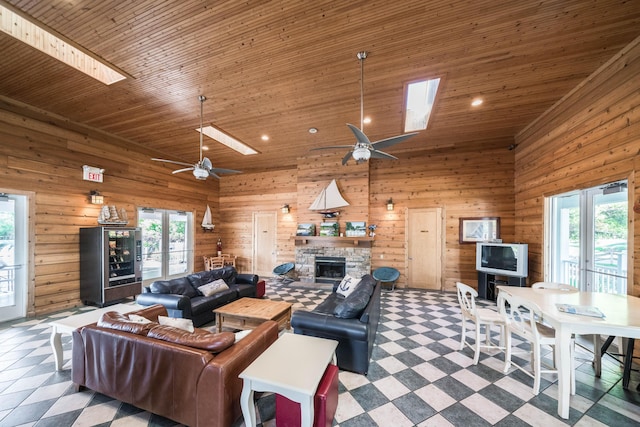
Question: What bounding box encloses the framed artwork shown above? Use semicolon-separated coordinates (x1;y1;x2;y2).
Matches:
459;217;500;243
345;221;366;237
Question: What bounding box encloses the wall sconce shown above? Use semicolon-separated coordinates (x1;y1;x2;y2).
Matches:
281;204;290;214
386;198;394;211
89;190;104;205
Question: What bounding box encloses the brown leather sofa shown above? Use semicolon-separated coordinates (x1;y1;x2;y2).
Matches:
71;304;278;427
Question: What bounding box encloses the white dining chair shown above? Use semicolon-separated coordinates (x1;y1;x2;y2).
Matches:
498;291;575;395
456;282;507;364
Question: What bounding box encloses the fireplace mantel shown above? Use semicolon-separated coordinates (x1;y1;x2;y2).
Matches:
293;236;374;248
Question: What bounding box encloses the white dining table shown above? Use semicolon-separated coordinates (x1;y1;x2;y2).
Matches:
496;285;640;419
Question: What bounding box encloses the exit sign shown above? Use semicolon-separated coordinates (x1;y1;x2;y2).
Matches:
83;165;104;183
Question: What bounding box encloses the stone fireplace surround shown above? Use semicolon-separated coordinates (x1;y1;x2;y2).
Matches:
295;246;371;283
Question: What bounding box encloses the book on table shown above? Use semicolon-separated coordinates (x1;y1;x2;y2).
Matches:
556;303;605;318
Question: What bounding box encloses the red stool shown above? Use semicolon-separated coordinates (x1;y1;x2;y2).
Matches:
276;364;339;427
255;279;266;298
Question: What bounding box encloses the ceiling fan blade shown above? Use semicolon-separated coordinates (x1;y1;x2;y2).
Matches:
310;145;355;151
172;167;195;174
151;158;195;168
346;123;371;145
208;171;221;179
370;132;418;150
210;168;242;175
370;149;398;160
342;150;354;165
201;157;213;170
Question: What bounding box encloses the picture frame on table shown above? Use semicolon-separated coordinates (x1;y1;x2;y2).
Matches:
459;217;500;243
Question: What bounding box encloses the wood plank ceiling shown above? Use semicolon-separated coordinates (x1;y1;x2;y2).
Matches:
1;0;639;174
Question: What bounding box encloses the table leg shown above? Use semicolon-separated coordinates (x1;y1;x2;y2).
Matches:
556;327;572;419
299;394;315;427
216;313;222;333
240;382;257;427
50;326;63;371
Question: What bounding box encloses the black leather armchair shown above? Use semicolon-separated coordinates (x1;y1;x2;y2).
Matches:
136;266;260;327
290;275;381;374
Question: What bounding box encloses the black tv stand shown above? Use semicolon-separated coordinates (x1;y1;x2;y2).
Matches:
477;272;526;301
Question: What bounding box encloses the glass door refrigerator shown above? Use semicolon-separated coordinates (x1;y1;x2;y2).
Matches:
80;226;142;306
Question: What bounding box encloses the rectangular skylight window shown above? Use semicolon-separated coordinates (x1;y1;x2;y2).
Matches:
0;3;127;85
198;126;258;155
404;78;441;132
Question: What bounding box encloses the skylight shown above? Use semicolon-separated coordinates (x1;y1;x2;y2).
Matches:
0;3;127;85
404;78;441;132
198;126;258;155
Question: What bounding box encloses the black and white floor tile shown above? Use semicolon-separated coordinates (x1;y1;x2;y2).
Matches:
1;282;639;427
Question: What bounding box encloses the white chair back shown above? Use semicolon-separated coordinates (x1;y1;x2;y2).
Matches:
498;292;542;343
456;282;477;317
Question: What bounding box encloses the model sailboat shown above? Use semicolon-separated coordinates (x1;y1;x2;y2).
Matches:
309;179;349;218
201;205;215;231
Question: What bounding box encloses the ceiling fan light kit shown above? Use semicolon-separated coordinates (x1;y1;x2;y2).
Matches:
311;51;418;165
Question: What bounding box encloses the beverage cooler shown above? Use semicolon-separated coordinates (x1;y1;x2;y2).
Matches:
80;226;142;307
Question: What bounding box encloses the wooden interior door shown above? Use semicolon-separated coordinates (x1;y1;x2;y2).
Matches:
406;208;443;290
252;212;277;277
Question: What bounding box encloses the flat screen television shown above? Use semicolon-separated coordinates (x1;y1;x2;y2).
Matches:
476;242;528;278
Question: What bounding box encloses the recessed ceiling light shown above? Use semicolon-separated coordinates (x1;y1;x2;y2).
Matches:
308;128;318;134
202;145;209;151
363;117;372;124
0;3;127;85
471;98;483;107
261;135;269;141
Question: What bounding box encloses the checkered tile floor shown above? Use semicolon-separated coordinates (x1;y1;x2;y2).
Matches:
1;282;639;426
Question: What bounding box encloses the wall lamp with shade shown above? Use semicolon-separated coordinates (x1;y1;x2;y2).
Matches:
89;190;104;205
281;204;290;214
386;198;394;211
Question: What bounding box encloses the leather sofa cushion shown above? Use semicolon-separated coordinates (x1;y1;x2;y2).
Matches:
97;311;157;335
314;293;342;314
188;266;237;292
334;279;375;319
147;325;235;353
150;276;199;298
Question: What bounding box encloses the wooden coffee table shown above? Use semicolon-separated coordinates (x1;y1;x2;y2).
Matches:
213;298;292;332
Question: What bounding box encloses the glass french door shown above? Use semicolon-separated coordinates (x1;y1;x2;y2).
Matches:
137;208;193;284
546;180;628;294
0;193;27;322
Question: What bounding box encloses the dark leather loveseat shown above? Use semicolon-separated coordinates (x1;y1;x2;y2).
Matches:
136;266;261;327
290;274;381;374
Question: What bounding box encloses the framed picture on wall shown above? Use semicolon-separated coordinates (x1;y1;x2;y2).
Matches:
459;217;500;243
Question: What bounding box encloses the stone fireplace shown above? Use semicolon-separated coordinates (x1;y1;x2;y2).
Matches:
314;256;346;285
295;243;371;284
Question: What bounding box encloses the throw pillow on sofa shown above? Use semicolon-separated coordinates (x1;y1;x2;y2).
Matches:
198;279;229;297
334;279;375;319
336;274;359;298
147;325;235;353
97;311;157;335
158;315;195;332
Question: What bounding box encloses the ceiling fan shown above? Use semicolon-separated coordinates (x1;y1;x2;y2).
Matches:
151;95;241;180
312;51;419;165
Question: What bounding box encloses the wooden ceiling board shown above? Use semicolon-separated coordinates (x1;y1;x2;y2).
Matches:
1;0;639;173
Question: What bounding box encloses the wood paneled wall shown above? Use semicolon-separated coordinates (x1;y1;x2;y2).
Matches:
514;35;640;297
0;102;222;316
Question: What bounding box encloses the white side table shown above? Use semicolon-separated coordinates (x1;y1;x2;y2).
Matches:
239;333;338;427
49;303;138;371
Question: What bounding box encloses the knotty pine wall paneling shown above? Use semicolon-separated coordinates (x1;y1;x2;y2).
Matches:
218;170;298;273
0;105;220;316
369;146;516;291
514;35;640;297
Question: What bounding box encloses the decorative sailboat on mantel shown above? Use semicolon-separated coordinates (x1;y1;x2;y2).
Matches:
201;205;215;231
309;179;350;218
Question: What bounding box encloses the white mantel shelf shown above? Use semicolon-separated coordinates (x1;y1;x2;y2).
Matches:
293;236;374;248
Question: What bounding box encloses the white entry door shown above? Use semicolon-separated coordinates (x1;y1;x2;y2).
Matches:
0;193;29;322
253;212;277;277
407;208;443;290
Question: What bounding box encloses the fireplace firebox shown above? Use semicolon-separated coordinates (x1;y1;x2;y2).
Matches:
315;256;346;285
